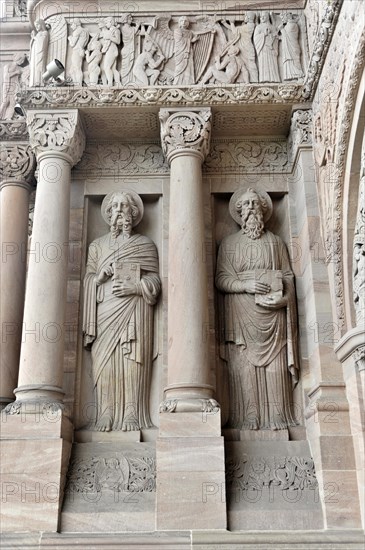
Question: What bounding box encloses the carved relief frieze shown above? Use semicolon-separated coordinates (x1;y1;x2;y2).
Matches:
227;455;318;495
0;143;35;182
27;110;85;165
0;53;29;120
205;139;288;174
28;11;307;90
66;455;156;494
75;142;169;177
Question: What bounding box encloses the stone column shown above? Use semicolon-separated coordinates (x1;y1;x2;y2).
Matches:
159;108;217;413
0;111;85;533
0;143;35;410
3;111;85;414
156;109;226;530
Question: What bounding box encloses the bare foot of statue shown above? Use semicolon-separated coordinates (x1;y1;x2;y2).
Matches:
242;418;259;430
95;415;113;432
270;417;287;430
122;419;140;431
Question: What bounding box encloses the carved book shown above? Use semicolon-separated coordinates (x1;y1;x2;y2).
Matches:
112;261;140;290
254;269;283;306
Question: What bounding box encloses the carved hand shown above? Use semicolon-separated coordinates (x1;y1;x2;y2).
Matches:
258;295;288;310
112;282;139;297
96;266;113;285
241;280;271;294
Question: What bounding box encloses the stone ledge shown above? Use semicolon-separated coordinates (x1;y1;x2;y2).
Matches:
0;530;364;549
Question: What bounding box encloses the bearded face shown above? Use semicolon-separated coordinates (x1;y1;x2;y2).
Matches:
109;194;133;238
237;192;265;240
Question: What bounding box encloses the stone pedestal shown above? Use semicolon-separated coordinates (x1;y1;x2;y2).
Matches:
156;109;226;530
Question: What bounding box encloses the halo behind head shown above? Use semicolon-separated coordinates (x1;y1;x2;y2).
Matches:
229;187;273;226
101;189;144;227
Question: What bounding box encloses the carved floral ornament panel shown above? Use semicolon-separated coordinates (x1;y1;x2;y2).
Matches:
28;11;308;89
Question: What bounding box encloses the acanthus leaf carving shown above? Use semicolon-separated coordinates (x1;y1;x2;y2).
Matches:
27;110;85;166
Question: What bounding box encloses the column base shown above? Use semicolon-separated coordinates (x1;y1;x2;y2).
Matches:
4;384;66;416
159;397;220;414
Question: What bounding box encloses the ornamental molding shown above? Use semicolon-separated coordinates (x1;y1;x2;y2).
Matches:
322;28;365;330
27;110;86;166
0;142;35;182
17;84;304;109
159;108;212;162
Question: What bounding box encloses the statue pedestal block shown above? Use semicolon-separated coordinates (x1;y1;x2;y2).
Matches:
156;412;226;530
0;412;72;532
223;428;289;441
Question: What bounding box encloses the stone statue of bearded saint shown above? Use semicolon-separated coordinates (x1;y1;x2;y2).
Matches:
215;188;299;431
83;191;161;432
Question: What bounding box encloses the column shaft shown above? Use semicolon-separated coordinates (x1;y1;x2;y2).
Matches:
16;152;71;404
0;180;30;408
166;152;212;399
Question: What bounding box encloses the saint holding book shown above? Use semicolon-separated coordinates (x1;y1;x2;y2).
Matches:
83;190;161;432
216;187;299;430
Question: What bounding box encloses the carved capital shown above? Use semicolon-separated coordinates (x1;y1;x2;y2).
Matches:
27;110;86;167
0;142;35;184
159;108;212;163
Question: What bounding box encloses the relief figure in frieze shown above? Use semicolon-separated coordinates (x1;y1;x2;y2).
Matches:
279;13;304;81
253;12;280;82
216;188;299;430
68;18;89;85
29;19;49;86
83;191;161;432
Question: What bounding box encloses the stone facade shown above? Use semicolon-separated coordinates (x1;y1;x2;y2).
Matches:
0;0;364;547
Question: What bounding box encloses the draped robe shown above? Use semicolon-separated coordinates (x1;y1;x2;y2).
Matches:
83;233;161;430
253;22;280;82
280;21;303;80
216;230;299;429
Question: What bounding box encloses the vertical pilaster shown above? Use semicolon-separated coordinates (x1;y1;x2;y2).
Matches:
288;110;361;530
